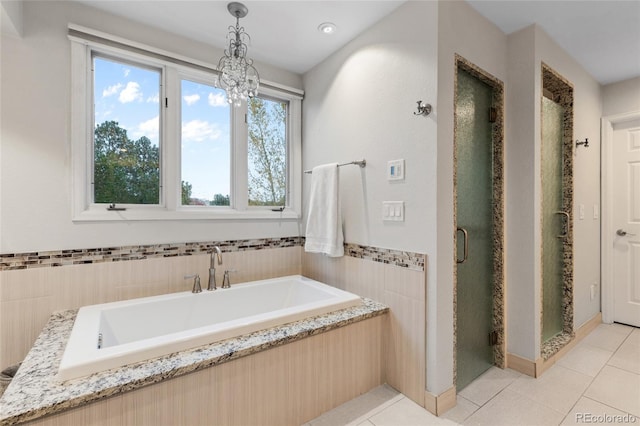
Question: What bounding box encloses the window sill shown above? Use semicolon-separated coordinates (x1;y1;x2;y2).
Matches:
72;207;301;222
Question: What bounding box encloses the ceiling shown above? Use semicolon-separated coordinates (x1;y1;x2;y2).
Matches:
467;0;640;85
74;1;406;75
73;1;640;84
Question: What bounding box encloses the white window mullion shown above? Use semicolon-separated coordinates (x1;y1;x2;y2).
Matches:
164;67;179;211
289;98;302;215
233;102;249;210
70;41;92;219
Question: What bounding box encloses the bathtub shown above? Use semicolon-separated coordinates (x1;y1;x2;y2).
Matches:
57;275;361;381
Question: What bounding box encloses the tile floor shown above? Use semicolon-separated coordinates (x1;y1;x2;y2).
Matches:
305;323;639;426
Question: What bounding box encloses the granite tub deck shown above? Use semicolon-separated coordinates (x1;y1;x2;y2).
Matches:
0;298;388;425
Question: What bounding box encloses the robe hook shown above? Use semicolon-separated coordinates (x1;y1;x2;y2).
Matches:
576;138;589;149
413;100;432;116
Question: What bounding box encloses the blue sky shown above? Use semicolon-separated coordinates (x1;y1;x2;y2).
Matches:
93;56;231;201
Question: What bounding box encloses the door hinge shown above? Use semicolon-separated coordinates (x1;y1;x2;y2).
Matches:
489;107;497;123
488;330;499;346
165;97;168;108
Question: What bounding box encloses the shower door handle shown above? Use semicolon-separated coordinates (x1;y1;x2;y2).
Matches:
456;227;468;264
555;211;570;239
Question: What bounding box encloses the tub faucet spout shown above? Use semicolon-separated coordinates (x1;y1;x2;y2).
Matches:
208;247;223;291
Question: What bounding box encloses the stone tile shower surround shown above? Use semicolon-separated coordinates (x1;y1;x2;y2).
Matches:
540;63;575;361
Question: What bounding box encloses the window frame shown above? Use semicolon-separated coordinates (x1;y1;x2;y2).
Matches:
70;25;302;222
91;52;165;207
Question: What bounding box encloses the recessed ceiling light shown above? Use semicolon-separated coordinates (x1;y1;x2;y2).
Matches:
318;22;337;35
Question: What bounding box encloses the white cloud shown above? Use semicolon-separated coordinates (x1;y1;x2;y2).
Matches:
102;83;123;98
208;92;227;107
183;94;200;106
119;82;142;103
182;120;222;143
132;115;159;143
146;93;159;104
123;68;131;77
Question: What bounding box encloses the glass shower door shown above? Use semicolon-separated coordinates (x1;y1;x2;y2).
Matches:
455;69;494;391
541;97;565;341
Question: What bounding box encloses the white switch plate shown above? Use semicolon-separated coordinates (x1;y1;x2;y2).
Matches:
579;204;585;220
593;204;599;219
383;201;404;222
387;159;405;181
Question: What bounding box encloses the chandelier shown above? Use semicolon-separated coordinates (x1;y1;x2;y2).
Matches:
217;2;260;107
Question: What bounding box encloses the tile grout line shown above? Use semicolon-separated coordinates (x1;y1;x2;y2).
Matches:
560;329;638;425
355;394;405;425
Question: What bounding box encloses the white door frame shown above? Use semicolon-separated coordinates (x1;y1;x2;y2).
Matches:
601;110;640;324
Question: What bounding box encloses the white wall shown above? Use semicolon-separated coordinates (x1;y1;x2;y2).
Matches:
505;25;540;360
534;27;603;331
0;0;23;37
302;0;438;393
507;24;603;360
436;0;507;394
302;1;438;255
0;1;303;253
602;77;640;116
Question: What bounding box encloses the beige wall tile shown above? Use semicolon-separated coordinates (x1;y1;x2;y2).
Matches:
0;269;53;302
384;264;426;301
1;297;52;368
27;316;384;426
302;253;427;408
0;246;303;370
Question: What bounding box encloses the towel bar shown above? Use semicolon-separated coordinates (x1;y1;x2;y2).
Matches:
304;159;366;174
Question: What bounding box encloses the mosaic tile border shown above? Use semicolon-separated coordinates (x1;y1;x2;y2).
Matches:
344;243;425;272
0;237;304;271
453;54;507;385
540;63;575;360
0;238;425;272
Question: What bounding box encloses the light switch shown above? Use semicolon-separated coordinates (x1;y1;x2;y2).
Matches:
387;160;405;181
383;201;404;222
579;204;585;220
593;204;599;219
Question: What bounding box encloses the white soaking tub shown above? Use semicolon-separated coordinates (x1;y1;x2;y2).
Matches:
57;275;361;381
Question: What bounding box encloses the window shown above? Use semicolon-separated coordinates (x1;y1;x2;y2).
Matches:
70;26;302;221
247;96;288;207
93;56;161;205
180;79;231;206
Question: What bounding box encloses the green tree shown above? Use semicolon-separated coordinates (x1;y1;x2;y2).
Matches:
94;121;179;205
210;193;230;206
181;181;192;205
247;98;286;206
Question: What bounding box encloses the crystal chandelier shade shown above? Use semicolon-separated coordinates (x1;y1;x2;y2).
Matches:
217;2;259;107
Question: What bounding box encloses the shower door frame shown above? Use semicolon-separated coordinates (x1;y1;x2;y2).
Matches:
453;55;506;388
539;63;575;360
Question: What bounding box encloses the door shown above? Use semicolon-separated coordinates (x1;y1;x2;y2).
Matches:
612;119;640;327
541;97;566;341
455;69;494;391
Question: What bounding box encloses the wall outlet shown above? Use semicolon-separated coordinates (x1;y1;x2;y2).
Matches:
579;204;585;220
590;283;597;301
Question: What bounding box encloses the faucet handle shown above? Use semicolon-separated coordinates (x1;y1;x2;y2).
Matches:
222;269;236;289
184;274;202;293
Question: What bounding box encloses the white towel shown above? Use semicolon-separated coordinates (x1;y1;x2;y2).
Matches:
304;163;344;257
